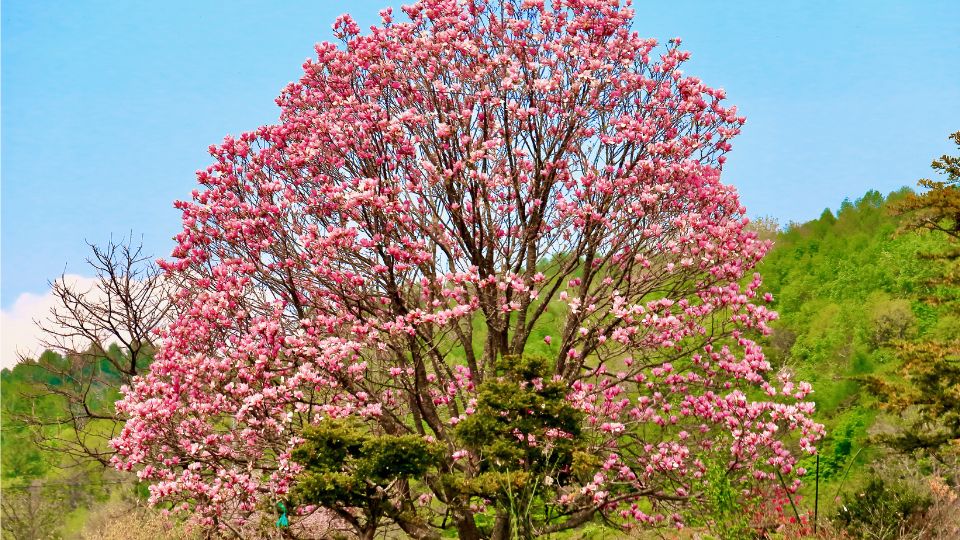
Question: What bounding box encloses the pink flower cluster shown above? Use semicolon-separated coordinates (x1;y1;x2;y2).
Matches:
112;0;822;532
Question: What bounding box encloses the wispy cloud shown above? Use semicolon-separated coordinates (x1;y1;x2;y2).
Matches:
1;275;102;370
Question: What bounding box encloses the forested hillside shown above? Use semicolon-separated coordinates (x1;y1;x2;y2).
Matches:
761;189;947;448
755;188;959;537
1;348;141;539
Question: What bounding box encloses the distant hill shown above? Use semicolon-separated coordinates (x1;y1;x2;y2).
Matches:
756;188;958;504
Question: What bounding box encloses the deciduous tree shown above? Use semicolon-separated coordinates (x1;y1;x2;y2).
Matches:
13;237;173;466
112;1;822;537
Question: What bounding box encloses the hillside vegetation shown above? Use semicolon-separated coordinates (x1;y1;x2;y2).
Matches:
755;189;959;537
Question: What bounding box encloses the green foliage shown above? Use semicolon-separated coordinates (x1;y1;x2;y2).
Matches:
758;189;953;410
694;461;753;540
452;355;586;538
879;132;960;457
455;355;582;481
292;419;438;509
834;476;931;540
755;187;957;529
865;294;916;348
290;418;440;537
1;356;66;483
817;412;866;480
2;350;144;540
875;340;960;454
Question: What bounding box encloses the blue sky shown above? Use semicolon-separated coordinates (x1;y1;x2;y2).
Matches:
3;0;959;308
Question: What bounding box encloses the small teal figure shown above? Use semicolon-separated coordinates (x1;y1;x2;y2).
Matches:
276;501;289;529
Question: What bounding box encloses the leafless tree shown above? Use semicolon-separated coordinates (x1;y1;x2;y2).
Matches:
14;235;175;466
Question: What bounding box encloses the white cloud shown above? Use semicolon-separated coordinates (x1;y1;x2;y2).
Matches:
1;275;102;370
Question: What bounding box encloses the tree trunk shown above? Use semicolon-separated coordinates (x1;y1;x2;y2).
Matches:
453;507;483;540
390;510;441;540
490;512;511;540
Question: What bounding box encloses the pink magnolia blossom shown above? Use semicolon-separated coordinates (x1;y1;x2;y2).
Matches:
113;0;822;536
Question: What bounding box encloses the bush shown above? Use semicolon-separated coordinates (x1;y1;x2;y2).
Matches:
834;476;930;539
866;296;916;349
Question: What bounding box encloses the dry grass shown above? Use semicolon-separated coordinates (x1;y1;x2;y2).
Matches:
80;502;201;540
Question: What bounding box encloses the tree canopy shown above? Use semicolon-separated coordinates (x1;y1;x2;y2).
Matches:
110;1;820;538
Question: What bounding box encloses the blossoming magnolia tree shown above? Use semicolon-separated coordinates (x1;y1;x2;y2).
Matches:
112;0;822;537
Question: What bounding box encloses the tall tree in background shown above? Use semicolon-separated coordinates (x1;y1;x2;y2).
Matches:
112;1;822;538
885;131;960;456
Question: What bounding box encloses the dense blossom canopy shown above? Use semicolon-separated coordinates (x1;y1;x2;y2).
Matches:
112;0;822;536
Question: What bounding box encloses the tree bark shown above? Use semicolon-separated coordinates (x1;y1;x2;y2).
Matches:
490;512;511;540
453;508;483;540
